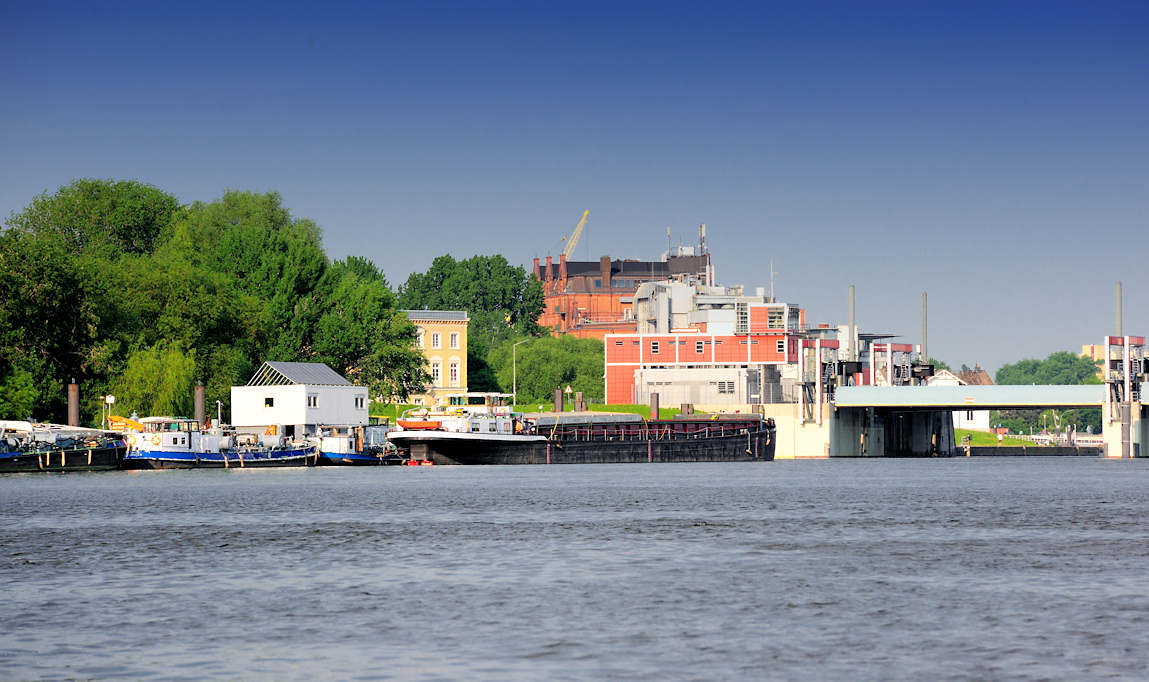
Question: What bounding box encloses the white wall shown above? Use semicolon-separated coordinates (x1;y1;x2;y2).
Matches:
231;384;368;429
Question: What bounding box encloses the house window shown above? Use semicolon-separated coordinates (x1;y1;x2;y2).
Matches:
432;333;441;349
615;341;623;346
717;381;735;394
432;361;441;384
450;332;459;349
651;341;660;353
777;340;785;353
416;328;425;348
450;361;459;386
696;341;704;353
307;395;318;408
355;397;365;410
264;397;274;407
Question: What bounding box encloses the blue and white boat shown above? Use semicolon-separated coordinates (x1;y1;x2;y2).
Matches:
314;424;400;465
122;417;315;469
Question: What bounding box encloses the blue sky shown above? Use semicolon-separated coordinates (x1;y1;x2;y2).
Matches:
4;1;1147;371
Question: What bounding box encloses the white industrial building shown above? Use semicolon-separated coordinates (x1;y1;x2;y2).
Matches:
231;362;368;437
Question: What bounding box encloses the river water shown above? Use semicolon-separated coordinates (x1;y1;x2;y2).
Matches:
3;458;1149;680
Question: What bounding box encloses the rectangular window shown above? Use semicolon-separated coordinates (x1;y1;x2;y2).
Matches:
355;397;365;409
471;421;480;432
450;332;459;349
307;395;318;408
696;341;704;353
651;341;660;353
594;279;602;288
615;341;623;346
264;397;274;407
450;362;459;386
776;340;785;353
432;363;441;383
432;333;441;349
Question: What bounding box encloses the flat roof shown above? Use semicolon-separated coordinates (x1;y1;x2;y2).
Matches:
402;310;469;321
835;384;1105;409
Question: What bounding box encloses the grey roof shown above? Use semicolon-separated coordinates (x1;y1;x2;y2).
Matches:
402;310;469;321
247;362;352;386
835;385;1105;409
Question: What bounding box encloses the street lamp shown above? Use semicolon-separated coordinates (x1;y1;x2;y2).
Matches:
512;338;530;407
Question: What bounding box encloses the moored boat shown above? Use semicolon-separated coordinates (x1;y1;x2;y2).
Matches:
387;394;776;465
0;420;126;472
122;417;315;469
314;424;402;465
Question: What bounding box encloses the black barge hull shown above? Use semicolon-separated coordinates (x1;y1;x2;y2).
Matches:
0;445;125;473
401;429;775;465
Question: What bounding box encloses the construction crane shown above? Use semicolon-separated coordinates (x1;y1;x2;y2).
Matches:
560;210;589;258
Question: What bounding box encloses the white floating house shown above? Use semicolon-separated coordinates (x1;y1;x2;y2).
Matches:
231;362;368;438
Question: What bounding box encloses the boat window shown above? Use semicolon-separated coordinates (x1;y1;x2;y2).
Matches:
471;421;480;432
265;397;274;407
488;422;497;432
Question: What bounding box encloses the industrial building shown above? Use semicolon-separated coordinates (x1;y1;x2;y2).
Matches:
535;225;715;339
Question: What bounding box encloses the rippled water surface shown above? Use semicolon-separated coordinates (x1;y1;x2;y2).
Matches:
3;458;1149;680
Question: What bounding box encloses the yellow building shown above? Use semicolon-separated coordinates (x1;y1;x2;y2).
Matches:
1081;344;1106;378
404;310;469;406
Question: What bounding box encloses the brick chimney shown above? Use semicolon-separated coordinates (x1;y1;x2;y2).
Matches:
599;256;612;289
545;256;553;282
559;253;567;282
532;257;540;280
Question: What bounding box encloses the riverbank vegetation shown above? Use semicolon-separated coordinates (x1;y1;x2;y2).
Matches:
1;180;427;424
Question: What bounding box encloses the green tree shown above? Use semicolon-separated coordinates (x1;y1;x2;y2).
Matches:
486;335;604;405
0;231;100;420
398;254;545;389
996;351;1102;385
5;179;180;258
925;357;950;371
991;350;1103;434
309;258;428;400
159;190;328;359
109;342;198;418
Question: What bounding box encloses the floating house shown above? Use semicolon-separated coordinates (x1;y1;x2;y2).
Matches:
231;362;368;438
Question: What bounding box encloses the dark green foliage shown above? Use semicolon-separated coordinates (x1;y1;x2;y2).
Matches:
398;254;545;356
991;351;1104;433
1;181;425;423
5;179;180;258
486;335;604;405
925;357;950;371
397;253;547;393
995;351;1102;386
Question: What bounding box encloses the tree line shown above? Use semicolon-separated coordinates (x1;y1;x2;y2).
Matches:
0;179;607;425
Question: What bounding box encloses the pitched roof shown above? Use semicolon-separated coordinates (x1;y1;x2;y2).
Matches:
958;366;994;385
247;361;352;386
402;310;469;321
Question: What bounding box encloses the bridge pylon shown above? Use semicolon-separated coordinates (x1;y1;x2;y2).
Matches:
1102;336;1147;458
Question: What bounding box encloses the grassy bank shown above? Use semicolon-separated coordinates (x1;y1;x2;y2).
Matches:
955;429;1031;447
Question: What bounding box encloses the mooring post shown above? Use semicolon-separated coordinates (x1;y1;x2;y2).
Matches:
67;379;79;427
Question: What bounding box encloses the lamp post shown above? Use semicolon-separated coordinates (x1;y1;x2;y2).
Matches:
512;339;530;407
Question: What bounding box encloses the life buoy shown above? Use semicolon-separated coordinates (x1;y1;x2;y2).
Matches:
151;435;161;446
